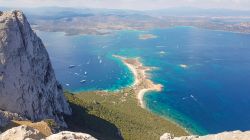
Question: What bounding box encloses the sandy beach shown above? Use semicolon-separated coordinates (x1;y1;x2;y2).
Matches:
113;55;163;108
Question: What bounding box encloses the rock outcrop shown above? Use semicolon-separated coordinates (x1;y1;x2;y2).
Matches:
0;110;27;127
0;125;44;140
46;131;97;140
160;131;250;140
0;10;71;127
0;125;96;140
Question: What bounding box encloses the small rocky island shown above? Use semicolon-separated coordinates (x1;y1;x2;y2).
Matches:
139;34;158;40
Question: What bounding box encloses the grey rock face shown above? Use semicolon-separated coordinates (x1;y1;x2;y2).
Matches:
0;10;71;127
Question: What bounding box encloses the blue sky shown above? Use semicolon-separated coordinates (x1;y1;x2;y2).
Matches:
1;0;250;10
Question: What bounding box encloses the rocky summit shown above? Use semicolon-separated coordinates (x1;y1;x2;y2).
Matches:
0;125;97;140
0;10;71;127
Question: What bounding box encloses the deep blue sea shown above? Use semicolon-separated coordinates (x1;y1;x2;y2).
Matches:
37;27;250;135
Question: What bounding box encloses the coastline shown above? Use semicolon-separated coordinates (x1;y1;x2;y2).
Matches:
113;55;163;108
64;55;189;139
113;55;194;135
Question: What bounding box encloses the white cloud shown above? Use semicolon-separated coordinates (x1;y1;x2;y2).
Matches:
0;0;250;10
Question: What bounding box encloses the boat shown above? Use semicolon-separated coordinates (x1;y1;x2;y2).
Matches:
80;80;86;83
99;60;102;63
159;51;166;54
86;60;90;64
84;71;87;75
68;65;76;68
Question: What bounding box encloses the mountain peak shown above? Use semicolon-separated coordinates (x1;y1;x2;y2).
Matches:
0;10;71;127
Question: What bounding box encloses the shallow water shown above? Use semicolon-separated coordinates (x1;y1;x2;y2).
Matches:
37;26;250;134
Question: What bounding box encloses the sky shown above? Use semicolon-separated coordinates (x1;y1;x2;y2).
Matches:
1;0;250;10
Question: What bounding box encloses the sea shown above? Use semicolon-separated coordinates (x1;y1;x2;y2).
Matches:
37;26;250;135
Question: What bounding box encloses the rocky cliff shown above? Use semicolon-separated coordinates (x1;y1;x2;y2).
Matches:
160;131;250;140
0;10;71;127
0;125;97;140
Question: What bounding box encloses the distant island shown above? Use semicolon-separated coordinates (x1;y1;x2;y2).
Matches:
139;34;158;40
21;8;250;35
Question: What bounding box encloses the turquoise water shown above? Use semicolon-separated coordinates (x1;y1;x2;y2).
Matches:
37;27;250;134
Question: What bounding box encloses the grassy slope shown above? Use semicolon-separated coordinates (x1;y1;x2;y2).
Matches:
65;89;188;140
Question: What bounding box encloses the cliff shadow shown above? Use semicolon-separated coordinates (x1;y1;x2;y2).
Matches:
64;101;123;140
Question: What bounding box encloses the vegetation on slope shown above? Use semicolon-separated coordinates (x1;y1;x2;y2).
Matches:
64;90;188;140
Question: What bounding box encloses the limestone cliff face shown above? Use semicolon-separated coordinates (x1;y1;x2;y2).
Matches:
0;11;71;127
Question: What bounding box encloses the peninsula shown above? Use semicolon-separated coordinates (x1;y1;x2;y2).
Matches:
64;55;188;140
113;55;163;108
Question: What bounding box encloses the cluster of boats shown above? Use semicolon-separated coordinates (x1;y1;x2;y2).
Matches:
65;56;131;87
68;65;88;84
67;56;103;85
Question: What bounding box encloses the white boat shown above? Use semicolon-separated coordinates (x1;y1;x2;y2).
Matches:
84;71;87;75
99;60;102;63
159;51;166;54
80;80;86;83
179;64;188;68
